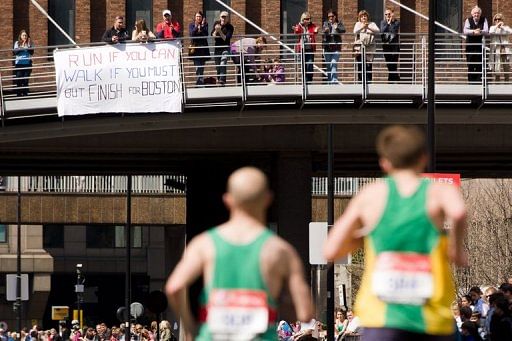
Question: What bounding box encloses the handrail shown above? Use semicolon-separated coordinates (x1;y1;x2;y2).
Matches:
1;32;511;122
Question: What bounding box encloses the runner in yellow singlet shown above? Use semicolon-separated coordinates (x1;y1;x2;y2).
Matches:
324;125;468;341
166;167;313;340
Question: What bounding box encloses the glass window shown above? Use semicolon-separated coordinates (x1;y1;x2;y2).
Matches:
358;0;384;24
86;225;142;248
126;0;153;36
437;0;462;60
48;0;75;46
43;224;64;248
0;225;7;243
281;0;307;34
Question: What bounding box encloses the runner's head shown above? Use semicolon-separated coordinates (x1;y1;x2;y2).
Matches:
224;167;272;213
376;125;427;172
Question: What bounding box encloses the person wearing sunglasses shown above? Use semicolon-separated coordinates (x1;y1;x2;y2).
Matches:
380;7;401;83
322;10;346;84
489;13;512;82
294;12;319;83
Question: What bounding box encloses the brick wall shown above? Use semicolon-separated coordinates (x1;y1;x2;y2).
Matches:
182;0;202;37
105;0;125;30
29;0;48;51
90;0;106;42
1;0;13;50
231;0;246;36
75;0;91;43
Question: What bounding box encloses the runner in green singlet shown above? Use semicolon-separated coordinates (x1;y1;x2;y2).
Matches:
324;125;468;341
166;167;313;340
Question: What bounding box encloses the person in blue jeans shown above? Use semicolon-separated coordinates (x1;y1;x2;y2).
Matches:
211;11;234;86
322;10;346;83
13;30;34;96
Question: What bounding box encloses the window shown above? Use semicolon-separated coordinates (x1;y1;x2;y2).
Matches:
204;0;231;33
48;0;75;46
281;0;307;34
126;0;153;36
43;224;64;248
86;225;142;248
0;225;7;243
358;0;384;24
436;0;462;60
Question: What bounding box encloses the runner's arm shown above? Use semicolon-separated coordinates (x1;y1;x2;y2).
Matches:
165;235;207;336
323;195;364;260
440;185;468;266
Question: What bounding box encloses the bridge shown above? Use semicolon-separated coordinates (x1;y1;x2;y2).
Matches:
1;33;511;177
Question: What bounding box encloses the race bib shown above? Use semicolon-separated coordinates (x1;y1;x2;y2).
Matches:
372;252;433;305
207;289;269;335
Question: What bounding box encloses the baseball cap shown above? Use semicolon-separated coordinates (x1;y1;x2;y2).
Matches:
72;320;79;325
220;11;229;18
162;9;171;17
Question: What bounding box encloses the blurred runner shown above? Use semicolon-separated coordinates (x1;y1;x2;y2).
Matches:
324;125;468;341
166;166;313;340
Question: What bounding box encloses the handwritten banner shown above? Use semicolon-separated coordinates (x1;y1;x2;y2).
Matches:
54;42;182;116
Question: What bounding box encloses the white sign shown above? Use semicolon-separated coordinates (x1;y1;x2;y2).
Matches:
6;274;29;301
309;222;328;265
54;42;182;116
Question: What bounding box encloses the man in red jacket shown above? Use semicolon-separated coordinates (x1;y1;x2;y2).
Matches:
156;9;181;40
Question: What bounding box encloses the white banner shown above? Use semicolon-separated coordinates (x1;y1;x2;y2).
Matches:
54;42;182;116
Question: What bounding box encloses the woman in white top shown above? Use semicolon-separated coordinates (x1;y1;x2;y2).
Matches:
132;19;156;42
353;10;380;82
489;13;512;82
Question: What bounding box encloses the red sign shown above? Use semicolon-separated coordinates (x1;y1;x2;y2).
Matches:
421;173;461;186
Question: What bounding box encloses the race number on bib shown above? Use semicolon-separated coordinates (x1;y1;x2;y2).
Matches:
207;289;269;335
372;252;434;305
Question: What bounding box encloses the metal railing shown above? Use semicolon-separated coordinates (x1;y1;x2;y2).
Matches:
0;175;186;194
1;32;511;121
311;177;378;196
0;175;374;196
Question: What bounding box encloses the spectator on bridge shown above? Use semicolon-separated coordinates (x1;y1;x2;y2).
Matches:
156;9;181;40
380;7;401;83
322;10;346;84
131;19;156;43
463;6;489;83
294;12;318;83
489;13;512;83
211;11;234;86
102;16;129;44
188;11;210;86
13;29;34;97
230;36;267;84
353;10;379;83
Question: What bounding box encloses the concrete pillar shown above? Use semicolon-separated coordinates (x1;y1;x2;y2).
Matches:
275;152;312;278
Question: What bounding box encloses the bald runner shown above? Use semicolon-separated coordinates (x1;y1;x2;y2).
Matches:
166;167;313;340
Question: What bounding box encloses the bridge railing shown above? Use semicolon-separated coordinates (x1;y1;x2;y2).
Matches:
0;32;510;121
0;175;186;194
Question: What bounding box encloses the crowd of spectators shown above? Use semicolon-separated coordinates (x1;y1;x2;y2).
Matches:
11;5;512;93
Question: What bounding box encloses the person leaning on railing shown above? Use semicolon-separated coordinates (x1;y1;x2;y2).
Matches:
102;16;129;44
489;13;512;83
132;18;156;43
463;6;489;83
13;29;34;97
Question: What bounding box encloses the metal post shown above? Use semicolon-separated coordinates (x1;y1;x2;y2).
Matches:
125;176;132;332
16;176;22;339
326;125;335;340
427;0;436;172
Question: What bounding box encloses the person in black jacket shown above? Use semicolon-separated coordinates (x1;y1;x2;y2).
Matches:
102;16;129;44
380;7;400;82
322;10;345;83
